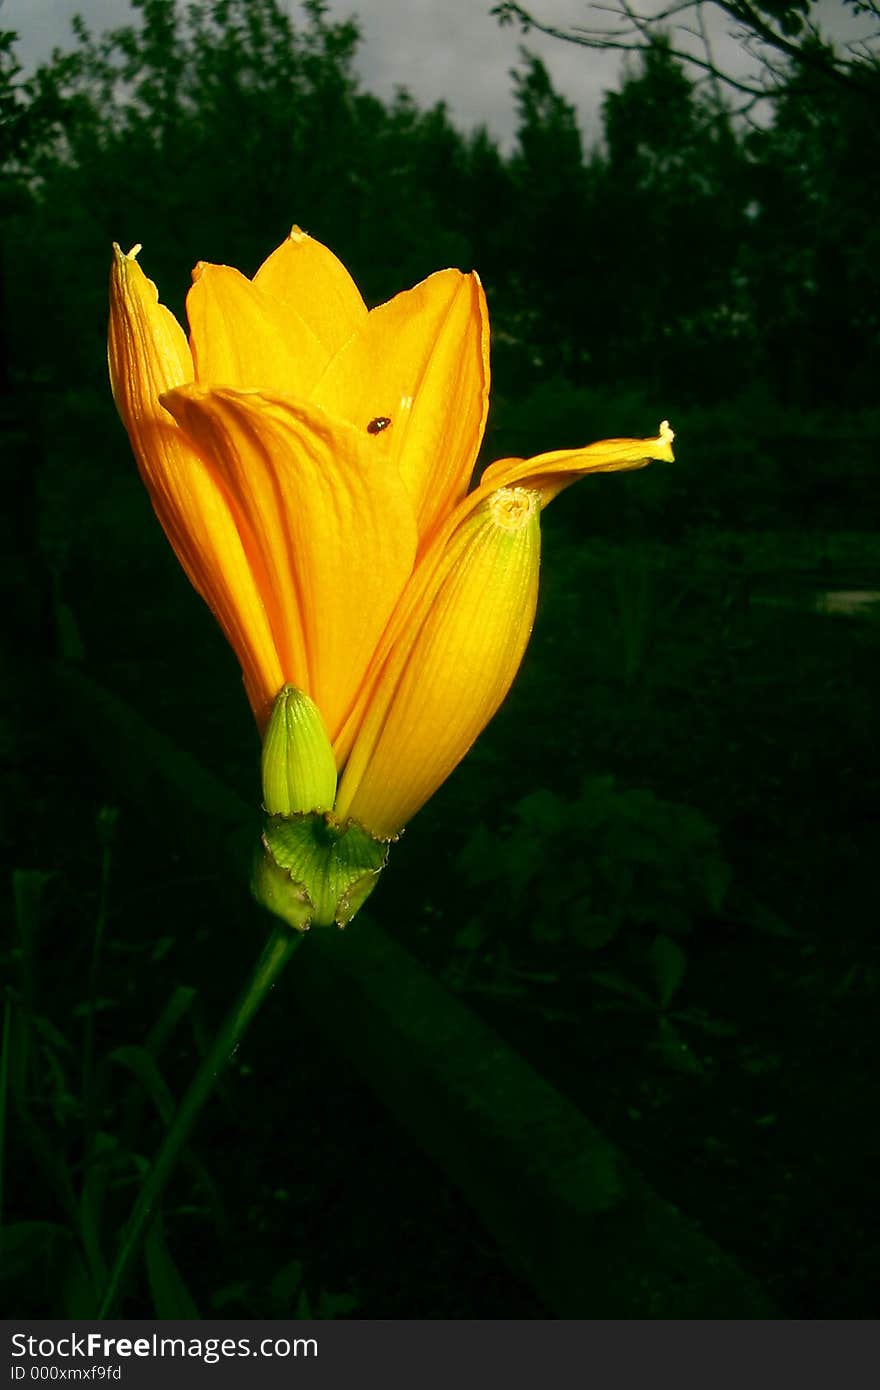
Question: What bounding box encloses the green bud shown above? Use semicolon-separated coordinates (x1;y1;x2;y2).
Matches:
254;688;387;930
252;813;388;930
261;685;337;816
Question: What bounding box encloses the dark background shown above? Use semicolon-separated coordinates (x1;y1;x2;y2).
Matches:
2;0;878;1318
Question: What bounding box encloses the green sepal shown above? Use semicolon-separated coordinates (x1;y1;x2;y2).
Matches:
252;812;388;930
251;846;314;932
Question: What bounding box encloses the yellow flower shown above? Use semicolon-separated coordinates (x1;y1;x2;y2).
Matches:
108;228;673;850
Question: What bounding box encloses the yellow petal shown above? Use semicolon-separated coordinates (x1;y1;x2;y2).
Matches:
311;269;490;544
252;226;368;355
336;487;541;837
478;421;676;507
161;384;419;741
107;244;283;715
187;261;330;396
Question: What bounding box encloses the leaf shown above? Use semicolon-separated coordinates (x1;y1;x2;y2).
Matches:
72;997;117;1018
11;1100;80;1233
109;1046;224;1230
270;1258;305;1305
32;1013;77;1059
651;934;687;1009
11;872;51;1088
55;599;86;663
654;1017;704;1076
316;1289;360;1319
571;911;617;951
589;969;653;1009
211;1282;248;1311
672;1006;738;1038
119;990;196;1186
454;823;496;885
145;985;197;1057
452;921;486;954
61;1242;95;1318
145;1214;200;1319
513;787;565;834
109;1045;175;1124
79;1132;118;1294
735;889;797;938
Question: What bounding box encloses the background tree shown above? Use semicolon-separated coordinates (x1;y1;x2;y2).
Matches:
588;38;751;398
2;0;876;419
505;53;590;379
742;51;880;402
492;1;880;108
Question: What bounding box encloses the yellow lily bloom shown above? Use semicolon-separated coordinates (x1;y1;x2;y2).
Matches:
108;228;673;857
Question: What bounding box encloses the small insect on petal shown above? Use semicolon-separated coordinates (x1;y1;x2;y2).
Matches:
367;416;391;434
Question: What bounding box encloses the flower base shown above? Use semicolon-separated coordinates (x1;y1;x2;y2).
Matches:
253;812;389;929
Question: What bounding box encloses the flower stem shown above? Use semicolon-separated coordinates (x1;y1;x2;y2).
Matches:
97;922;304;1318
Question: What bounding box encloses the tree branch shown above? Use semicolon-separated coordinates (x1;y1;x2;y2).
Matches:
492;1;879;101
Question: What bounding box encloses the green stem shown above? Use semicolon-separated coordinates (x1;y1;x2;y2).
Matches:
97;922;303;1318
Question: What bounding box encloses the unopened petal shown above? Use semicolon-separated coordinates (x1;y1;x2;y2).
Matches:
187;261;330;395
252;226;368;355
161;384;418;739
336;487;541;837
108;245;283;715
312;269;489;545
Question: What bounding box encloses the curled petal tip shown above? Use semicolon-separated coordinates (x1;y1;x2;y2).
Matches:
288;225;308;242
111;242;143;274
659;419;674;444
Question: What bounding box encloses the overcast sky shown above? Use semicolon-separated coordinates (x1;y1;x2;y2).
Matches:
3;0;874;150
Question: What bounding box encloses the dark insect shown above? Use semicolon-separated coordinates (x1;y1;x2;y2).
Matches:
367;416;392;434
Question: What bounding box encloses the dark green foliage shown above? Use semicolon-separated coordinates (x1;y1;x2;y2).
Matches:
457;777;730;948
